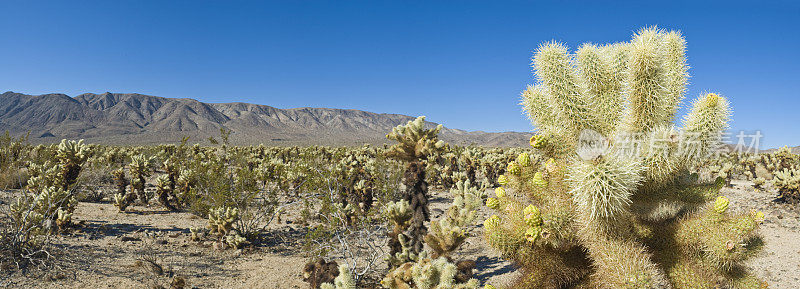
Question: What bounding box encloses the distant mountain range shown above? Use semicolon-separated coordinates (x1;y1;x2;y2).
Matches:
0;91;530;147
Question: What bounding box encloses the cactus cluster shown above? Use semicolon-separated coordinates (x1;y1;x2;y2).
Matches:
707;146;799;202
206;206;249;249
482;27;765;288
320;264;357;289
424;180;483;259
381;255;479;289
10;139;89;234
382;179;482;288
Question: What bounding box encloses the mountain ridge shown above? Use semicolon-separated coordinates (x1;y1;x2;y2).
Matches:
0;91;531;147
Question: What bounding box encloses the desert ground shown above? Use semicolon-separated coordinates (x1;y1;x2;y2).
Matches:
2;179;798;289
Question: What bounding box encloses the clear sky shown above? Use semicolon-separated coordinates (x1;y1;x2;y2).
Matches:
1;1;798;148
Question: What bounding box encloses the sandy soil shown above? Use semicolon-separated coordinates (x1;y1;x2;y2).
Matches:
2;179;798;288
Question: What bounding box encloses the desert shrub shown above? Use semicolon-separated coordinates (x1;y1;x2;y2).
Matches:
482;27;765;288
0;205;59;271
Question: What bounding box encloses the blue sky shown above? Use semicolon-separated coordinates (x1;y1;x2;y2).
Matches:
1;1;798;148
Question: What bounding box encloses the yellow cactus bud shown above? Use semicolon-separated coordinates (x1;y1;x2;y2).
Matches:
713;196;729;214
498;175;508;186
754;211;765;222
507;161;521;175
484;215;500;229
517;152;531;167
485;285;497;289
525;226;542;242
523;205;543;227
486;198;500;210
495;187;506;198
532;172;547;187
530;135;546;148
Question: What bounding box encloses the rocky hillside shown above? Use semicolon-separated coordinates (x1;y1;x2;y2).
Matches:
0;91;530;146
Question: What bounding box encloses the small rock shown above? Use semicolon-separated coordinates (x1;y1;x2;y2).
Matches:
120;236;141;242
156;239;168;245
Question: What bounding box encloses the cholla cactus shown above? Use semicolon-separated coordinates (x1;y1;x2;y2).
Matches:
189;227;204;242
320;264;357;289
129;154;152;204
753;177;766;190
25;161;63;192
424;220;468;260
424;180;482;259
386;116;445;162
207;206;239;236
55;208;72;231
484;27;765;288
224;231;249;249
175;168;197;206
155;175;177;211
385;200;415;267
382;255;479;289
11;184;78;233
773;168;800;203
111;167;134;211
55;139;89;190
386;116;447;259
389;234;421;268
385;181;482;288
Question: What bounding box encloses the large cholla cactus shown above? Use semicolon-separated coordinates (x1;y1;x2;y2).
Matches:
386;116;446;259
55;139;89;190
485;28;765;289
